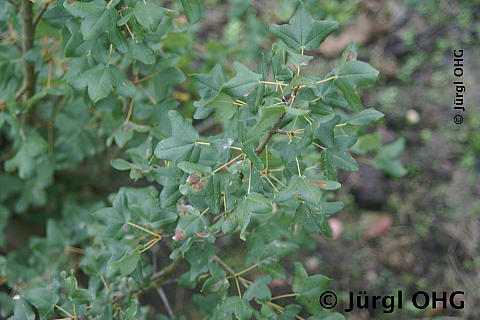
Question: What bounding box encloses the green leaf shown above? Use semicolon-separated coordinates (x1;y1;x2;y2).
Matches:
152;167;182;186
242;142;264;171
223;62;261;97
64;2;129;51
169;110;199;141
154;138;196;161
351;133;381;155
271;44;294;81
181;0;202;24
333;60;379;111
70;3;118;41
4;131;48;179
313;113;340;148
117;9;134;26
175;212;209;239
110;250;141;277
276;176;322;206
295;202;325;232
130;39;155;64
191;64;226;107
124;187;161;222
258;262;286;280
92;192;129;239
63;0;105;18
203;175;222;214
46;220;69;247
201;262;229;293
292;262;330;314
214;296;253;320
247;106;284;139
322;148;358;171
374;158;406;178
86;65;114;103
81;9;111;40
24;287;58;319
134;1;165;31
269;4;339;52
376;137;405;159
154;110;199;161
10;299;35;320
285;106;310;116
373;138;406;177
111;158;133;170
340;41;358;65
321;149;336;180
177;161;211;174
347;108;384;126
206;93;237;124
243;275;272;301
319;134;359;172
311;73;349;111
112;125;134;148
234;193;272;240
70;289;95;305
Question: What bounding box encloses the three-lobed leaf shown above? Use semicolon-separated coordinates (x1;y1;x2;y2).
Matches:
333;60;379;110
269;3;339;52
181;0;202;24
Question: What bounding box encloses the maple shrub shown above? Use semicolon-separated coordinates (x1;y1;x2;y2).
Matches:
0;0;406;319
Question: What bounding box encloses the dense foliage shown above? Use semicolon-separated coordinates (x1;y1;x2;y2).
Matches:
0;0;405;319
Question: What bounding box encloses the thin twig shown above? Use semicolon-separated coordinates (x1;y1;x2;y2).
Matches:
225;263;258;279
111;256;183;306
270;293;299;300
255;112;286;154
7;0;19;8
161;278;178;285
133;71;160;84
213;255;249;289
212;255;235;274
124;98;134;123
33;3;50;29
194;116;216;134
138;83;156;104
150;270;165;281
46;61;52;88
156;287;174;319
150;255;184;282
14;85;27;101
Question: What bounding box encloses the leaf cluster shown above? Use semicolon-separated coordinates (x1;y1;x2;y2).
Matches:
0;1;406;319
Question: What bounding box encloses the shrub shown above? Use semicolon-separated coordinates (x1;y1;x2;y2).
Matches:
0;0;405;319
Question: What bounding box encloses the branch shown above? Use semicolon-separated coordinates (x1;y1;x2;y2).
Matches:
7;0;19;8
212;255;248;289
194;116;217;134
160;278;178;285
254;112;286;154
156;287;174;319
212;255;235;274
14;85;27;101
21;0;36;100
151;255;183;283
111;256;183;306
33;3;50;29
